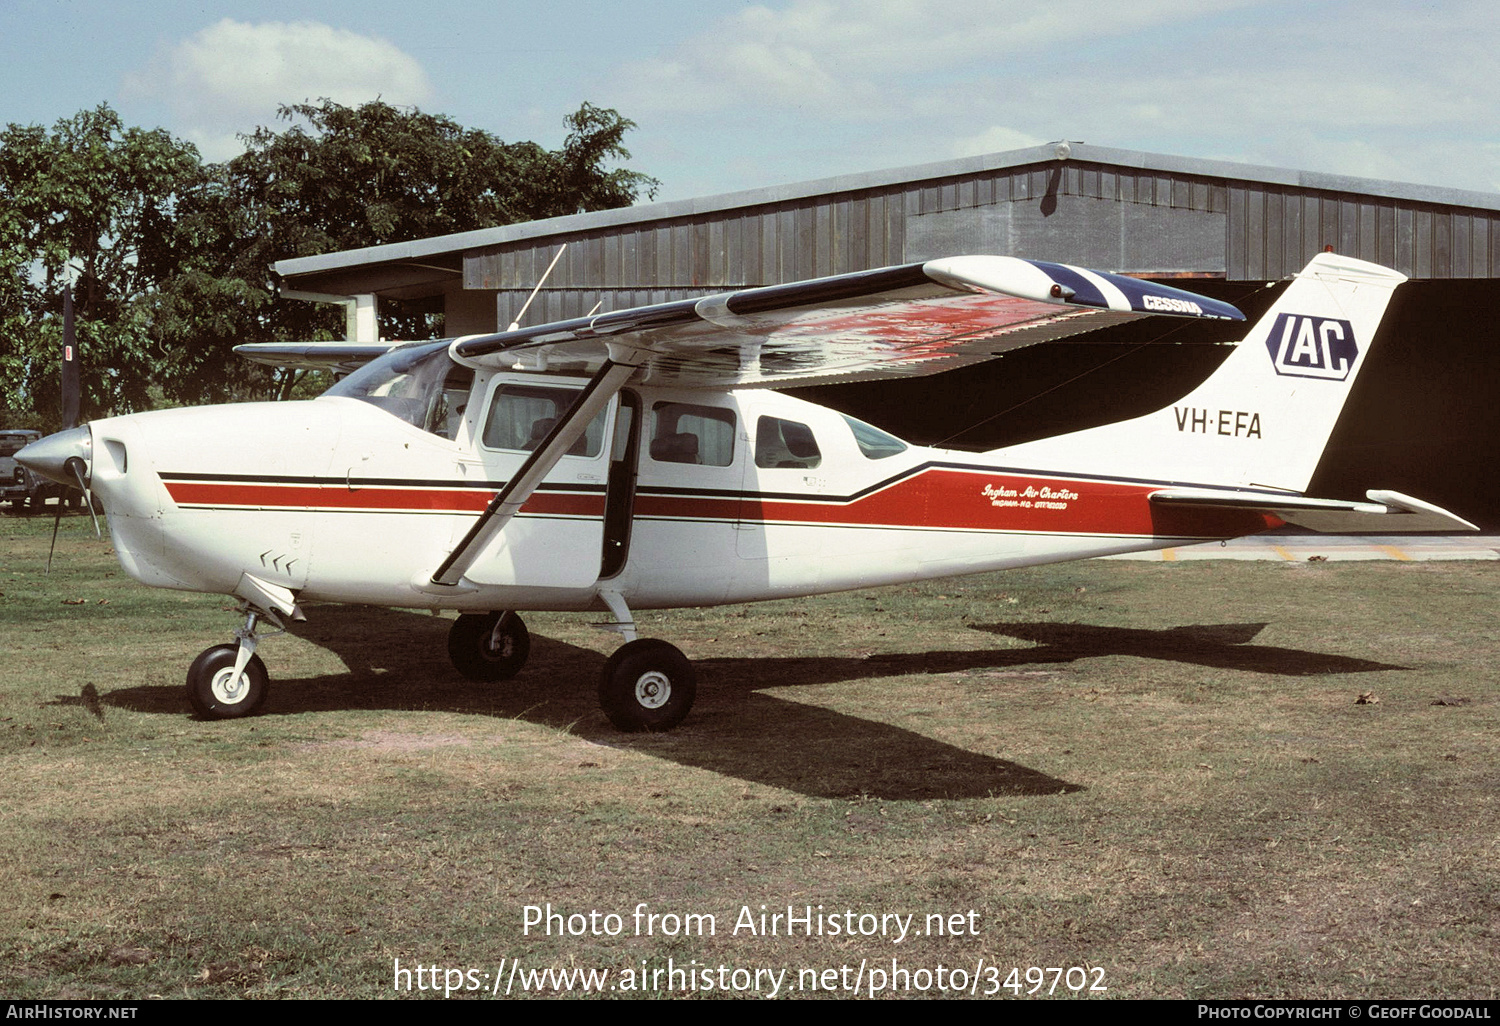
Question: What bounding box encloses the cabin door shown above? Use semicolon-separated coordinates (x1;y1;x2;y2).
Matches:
459;376;614;589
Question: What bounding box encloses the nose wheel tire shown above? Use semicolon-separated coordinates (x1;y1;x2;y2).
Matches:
599;639;696;732
187;644;269;719
448;611;530;681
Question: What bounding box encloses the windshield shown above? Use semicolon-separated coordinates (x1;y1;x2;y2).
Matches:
323;342;474;439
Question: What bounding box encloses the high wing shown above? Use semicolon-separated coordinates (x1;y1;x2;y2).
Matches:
447;255;1243;388
427;256;1243;587
234;257;1242;383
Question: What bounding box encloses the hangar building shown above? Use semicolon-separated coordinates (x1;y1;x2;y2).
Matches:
276;143;1500;526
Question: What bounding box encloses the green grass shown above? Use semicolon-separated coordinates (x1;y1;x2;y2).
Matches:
1;512;1496;999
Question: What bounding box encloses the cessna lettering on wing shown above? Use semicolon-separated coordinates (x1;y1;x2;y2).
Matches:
1141;295;1204;315
1265;314;1358;381
1173;407;1262;438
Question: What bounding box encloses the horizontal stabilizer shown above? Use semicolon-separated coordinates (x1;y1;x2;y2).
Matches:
234;340;404;372
1150;488;1479;533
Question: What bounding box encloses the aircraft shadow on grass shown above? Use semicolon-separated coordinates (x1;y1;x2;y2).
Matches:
82;608;1403;801
966;621;1405;676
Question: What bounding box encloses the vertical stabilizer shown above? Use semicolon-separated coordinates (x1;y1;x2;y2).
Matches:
993;253;1408;494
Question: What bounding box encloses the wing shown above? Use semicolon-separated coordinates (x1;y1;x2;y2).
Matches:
449;256;1244;389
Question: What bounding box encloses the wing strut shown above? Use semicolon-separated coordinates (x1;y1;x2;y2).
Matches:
429;354;642;587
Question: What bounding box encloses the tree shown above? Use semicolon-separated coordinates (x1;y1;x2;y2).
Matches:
158;99;659;402
0;100;658;418
230;99;655;250
0;105;206;425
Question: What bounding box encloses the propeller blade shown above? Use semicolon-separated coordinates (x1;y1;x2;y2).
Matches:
45;503;62;574
61;285;80;430
67;457;99;539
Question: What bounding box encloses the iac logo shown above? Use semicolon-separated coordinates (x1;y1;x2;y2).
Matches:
1265;314;1359;380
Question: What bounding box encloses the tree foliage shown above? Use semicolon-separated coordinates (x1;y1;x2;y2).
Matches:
155;99;658;404
0;105;206;423
232;99;654;256
0;100;657;424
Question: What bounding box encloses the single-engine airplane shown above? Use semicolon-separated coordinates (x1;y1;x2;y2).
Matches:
18;251;1476;730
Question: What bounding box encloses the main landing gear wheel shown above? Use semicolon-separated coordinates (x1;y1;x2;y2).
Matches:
448;611;530;681
187;643;269;719
599;639;696;732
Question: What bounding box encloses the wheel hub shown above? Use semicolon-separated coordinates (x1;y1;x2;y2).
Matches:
634;670;672;709
211;667;247;704
484;630;512;660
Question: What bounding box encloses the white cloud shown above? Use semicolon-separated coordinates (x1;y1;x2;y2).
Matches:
950;126;1045;159
125;19;435;160
608;0;1500;198
614;0;1258;116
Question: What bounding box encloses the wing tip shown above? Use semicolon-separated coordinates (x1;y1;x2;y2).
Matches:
925;255;1244;322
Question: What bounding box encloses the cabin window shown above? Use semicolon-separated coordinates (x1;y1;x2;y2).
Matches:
482;384;606;457
842;414;907;459
754;416;821;469
428;365;476;440
649;402;736;467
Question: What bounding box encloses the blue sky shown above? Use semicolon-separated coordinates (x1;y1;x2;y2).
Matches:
6;0;1499;204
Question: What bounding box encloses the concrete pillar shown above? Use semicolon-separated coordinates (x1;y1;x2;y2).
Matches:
347;294;378;342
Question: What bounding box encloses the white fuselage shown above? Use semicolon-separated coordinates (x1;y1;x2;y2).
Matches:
85;370;1272;616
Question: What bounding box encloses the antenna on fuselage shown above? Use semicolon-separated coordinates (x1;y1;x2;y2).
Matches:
506;244;568;332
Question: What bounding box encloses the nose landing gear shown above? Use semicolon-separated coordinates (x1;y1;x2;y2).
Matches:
187;644;268;719
187;605;287;719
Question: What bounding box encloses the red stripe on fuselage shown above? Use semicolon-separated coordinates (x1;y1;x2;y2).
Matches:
644;468;1276;538
163;468;1277;538
164;481;604;517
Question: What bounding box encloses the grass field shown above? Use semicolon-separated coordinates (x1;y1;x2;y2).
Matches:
1;512;1496;1000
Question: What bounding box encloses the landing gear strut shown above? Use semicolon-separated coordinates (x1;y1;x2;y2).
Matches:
187;606;283;719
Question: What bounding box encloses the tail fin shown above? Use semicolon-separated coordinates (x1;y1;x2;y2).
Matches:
994;252;1408;493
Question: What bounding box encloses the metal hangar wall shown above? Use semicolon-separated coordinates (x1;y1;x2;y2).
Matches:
277;142;1500;336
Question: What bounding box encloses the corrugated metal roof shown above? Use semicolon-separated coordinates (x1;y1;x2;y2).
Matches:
275;142;1500;282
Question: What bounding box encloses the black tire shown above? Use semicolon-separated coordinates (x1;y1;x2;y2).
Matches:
599;639;696;732
187;644;269;719
448;611;530;681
